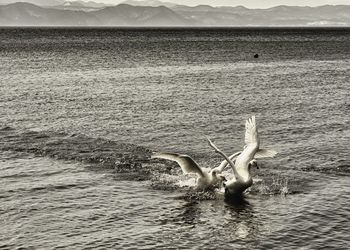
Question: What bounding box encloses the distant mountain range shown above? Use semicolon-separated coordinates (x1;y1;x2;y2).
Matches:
0;1;349;26
1;0;65;6
121;0;177;8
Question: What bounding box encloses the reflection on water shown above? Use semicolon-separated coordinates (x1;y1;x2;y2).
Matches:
224;198;256;240
177;201;202;226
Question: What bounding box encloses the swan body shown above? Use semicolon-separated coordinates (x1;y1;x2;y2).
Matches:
207;116;277;197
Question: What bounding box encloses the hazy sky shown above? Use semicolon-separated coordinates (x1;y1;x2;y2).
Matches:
87;0;350;8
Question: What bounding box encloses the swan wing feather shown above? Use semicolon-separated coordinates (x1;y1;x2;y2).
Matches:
244;115;259;147
151;152;204;177
255;149;278;158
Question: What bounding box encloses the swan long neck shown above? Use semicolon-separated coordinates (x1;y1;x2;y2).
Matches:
235;146;258;181
207;138;244;182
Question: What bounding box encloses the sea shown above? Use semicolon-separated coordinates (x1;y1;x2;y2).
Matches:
0;27;349;249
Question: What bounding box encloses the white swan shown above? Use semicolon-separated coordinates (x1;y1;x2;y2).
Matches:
208;116;277;197
151;151;240;190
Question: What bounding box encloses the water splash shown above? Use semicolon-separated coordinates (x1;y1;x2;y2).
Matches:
249;175;293;195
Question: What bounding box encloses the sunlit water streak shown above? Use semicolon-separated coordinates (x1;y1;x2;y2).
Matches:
0;28;349;249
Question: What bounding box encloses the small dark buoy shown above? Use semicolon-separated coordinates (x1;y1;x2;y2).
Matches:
254;53;259;58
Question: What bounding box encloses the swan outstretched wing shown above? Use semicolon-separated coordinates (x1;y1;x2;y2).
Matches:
244;116;259;147
255;149;278;158
151;152;204;177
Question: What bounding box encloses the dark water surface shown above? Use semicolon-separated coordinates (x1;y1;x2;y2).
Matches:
0;28;349;249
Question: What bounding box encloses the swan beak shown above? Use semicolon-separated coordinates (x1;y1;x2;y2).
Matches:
220;175;227;181
251;160;259;169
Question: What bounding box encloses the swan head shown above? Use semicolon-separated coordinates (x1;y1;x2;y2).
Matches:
211;170;227;182
248;159;258;170
219;174;227;181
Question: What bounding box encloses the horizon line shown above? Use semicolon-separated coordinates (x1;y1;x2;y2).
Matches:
2;1;350;10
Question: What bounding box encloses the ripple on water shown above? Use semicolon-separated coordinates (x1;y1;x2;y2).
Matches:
1;28;350;249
